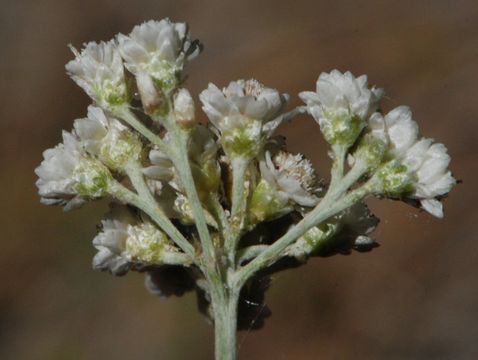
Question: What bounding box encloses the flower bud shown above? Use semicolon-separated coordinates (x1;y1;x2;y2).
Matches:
74;106;144;171
174;88;196;128
376;161;415;196
66;41;128;110
350;133;388;172
73;158;113;197
136;72;165;114
125;222;170;265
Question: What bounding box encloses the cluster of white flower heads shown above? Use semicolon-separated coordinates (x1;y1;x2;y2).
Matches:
301;70;455;217
35;18;457;326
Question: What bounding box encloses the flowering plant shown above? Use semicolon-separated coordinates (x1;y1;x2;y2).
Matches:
35;19;455;360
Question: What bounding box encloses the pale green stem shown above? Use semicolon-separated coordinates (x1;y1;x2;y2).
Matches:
211;284;240;360
329;144;347;188
234;180;376;288
237;245;269;265
168;128;217;267
114;106;168;153
207;194;232;245
108;178;195;258
226;156;250;265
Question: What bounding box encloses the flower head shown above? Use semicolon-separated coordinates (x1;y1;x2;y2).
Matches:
402;139;456;217
66;41;128;109
35;131;111;211
174;88;196;128
117;19;201;92
74;106;143;171
369;107;455;217
250;151;319;222
300;70;383;146
200;79;288;156
93;206;187;274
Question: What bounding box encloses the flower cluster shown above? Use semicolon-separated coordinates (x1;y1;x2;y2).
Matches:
35;18;456;359
300;71;456;218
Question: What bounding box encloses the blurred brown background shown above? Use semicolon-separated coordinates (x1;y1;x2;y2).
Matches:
0;0;476;359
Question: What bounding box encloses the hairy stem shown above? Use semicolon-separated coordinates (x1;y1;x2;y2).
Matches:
226;156;250;265
168;128;217;266
329;144;346;188
108;178;195;258
211;282;240;360
114;106;168;153
237;245;269;265
234;181;375;288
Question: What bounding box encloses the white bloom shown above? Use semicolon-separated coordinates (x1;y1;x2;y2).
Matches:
35;131;111;211
136;72;162;113
117;19;201;90
250;151;319;222
300;70;383;146
66;40;127;108
261;151;319;207
350;106;419;170
199;79;288;156
402;139;456;218
368;106;419;157
369;106;455;218
92;206;134;275
35;131;85;210
174;88;196;128
74;106;143;170
93;206;185;274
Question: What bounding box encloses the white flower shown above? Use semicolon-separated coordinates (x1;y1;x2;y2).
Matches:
300;70;383;146
74;106;143;170
368;106;419;157
35;131;111;211
117;19;201;90
174;88;196;128
93;206;186;274
368;106;455;218
402;139;456;218
35;131;85;210
92;206;134;275
65;40;127;109
199;79;288;156
250;151;319;222
136;72;163;114
350;106;419;170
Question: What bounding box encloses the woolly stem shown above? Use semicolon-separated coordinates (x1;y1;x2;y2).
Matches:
107;178;195;258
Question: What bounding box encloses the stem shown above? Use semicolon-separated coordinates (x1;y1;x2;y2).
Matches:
108;178;195;258
237;245;269;265
226;156;250;264
208;194;232;245
169;130;217;266
329;144;346;188
211;285;240;360
234;182;375;287
114;106;168;153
